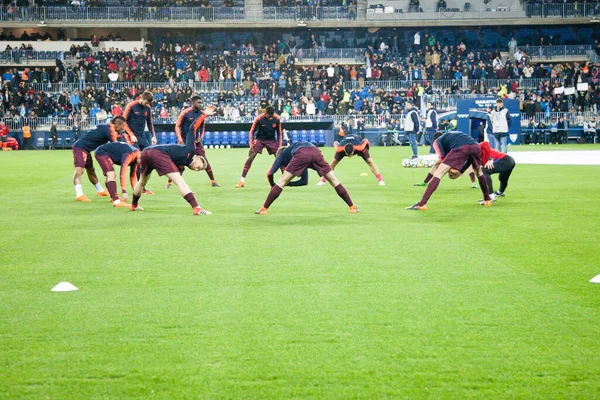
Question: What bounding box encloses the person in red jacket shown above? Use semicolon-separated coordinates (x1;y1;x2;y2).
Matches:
478;141;515;204
0;121;10;151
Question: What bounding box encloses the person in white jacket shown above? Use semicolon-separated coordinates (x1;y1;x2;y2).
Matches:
490;99;512;153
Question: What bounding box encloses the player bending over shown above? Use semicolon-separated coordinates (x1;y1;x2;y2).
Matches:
407;131;491;210
130;106;217;215
71;116;122;202
235;106;282;188
94;142;140;207
255;141;359;215
167;96;220;189
477;141;516;203
316;134;385;187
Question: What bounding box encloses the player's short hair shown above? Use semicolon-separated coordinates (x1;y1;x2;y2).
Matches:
191;95;201;102
432;131;444;141
141;91;154;104
265;106;275;116
496;99;503;104
111;116;125;124
344;143;355;156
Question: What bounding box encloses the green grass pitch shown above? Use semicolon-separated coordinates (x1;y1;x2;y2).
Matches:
1;145;600;398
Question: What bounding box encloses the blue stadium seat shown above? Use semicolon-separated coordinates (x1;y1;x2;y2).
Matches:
230;131;239;145
204;132;213;146
290;131;299;144
160;132;167;144
221;131;231;145
310;132;317;144
318;130;326;145
300;130;308;142
238;131;249;146
168;132;177;144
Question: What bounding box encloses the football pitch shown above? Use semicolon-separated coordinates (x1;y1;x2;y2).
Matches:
1;145;600;398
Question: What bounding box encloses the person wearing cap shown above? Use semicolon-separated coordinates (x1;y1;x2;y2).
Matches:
235;106;283;188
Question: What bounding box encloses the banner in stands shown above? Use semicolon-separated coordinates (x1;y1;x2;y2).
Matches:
456;98;521;145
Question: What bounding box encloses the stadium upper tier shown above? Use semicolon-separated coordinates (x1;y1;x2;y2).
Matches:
0;3;599;27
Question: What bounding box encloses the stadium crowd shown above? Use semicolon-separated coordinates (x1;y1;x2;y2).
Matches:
1;29;599;134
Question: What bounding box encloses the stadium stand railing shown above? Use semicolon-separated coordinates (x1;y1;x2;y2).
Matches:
1;3;597;22
0;50;65;64
3;112;596;133
295;48;365;63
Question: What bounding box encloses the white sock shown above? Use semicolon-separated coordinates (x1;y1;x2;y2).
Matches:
94;183;104;192
113;199;121;205
240;177;245;183
75;184;83;197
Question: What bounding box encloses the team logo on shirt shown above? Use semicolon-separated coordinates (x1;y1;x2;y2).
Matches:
144;112;148;117
272;123;277;128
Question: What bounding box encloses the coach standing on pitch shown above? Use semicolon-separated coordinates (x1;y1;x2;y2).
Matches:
404;102;420;159
490;98;512;153
424;101;437;154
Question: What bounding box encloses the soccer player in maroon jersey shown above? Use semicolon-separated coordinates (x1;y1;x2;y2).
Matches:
71;116;123;202
406;131;492;210
255;141;359;215
235;106;282;188
316;134;385;186
94;142;140;207
130;106;217;215
123;91;156;194
166;96;220;189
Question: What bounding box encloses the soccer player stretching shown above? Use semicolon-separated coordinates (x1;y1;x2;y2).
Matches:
255;141;359;215
94;142;140;207
123;90;157;194
71;116;122;202
130;106;217;215
407;132;491;210
316;134;385;186
478;141;516;203
235;106;282;188
167;96;220;188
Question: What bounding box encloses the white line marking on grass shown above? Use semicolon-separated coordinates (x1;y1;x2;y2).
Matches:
510;151;600;165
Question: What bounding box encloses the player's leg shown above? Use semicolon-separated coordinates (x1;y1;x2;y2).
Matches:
365;157;385;185
236;149;258;188
73;166;90;201
407;162;451;210
105;170;128;207
323;170;358;212
428;130;435;154
482;168;495;196
197;145;219;186
408;133;418;158
255;170;295;214
466;165;478;188
474;166;492;204
167;172;211;215
500;135;508;153
85;155;109;197
166;166;184;189
317;158;339;186
494;156;515;195
131;173;150;211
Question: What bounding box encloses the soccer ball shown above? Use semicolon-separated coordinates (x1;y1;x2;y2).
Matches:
402;158;411;168
209;145;214;149
226;145;231;149
220;145;224;149
410;159;419;168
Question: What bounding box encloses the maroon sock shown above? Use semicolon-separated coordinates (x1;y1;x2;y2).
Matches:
183;192;199;208
334;184;353;207
469;172;475;183
132;194;141;207
106;181;119;201
263;185;283;208
241;158;254;178
477;174;490;201
424;173;433;183
418;176;440;206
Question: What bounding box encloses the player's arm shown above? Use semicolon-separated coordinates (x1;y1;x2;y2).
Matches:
506;111;513;128
412;112;420;131
287;170;308;187
109;125;118;142
431;111;438;130
249;116;259;150
147;109;157;144
277;117;283;148
120;152;137;196
122;103;137;143
175;110;186;144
